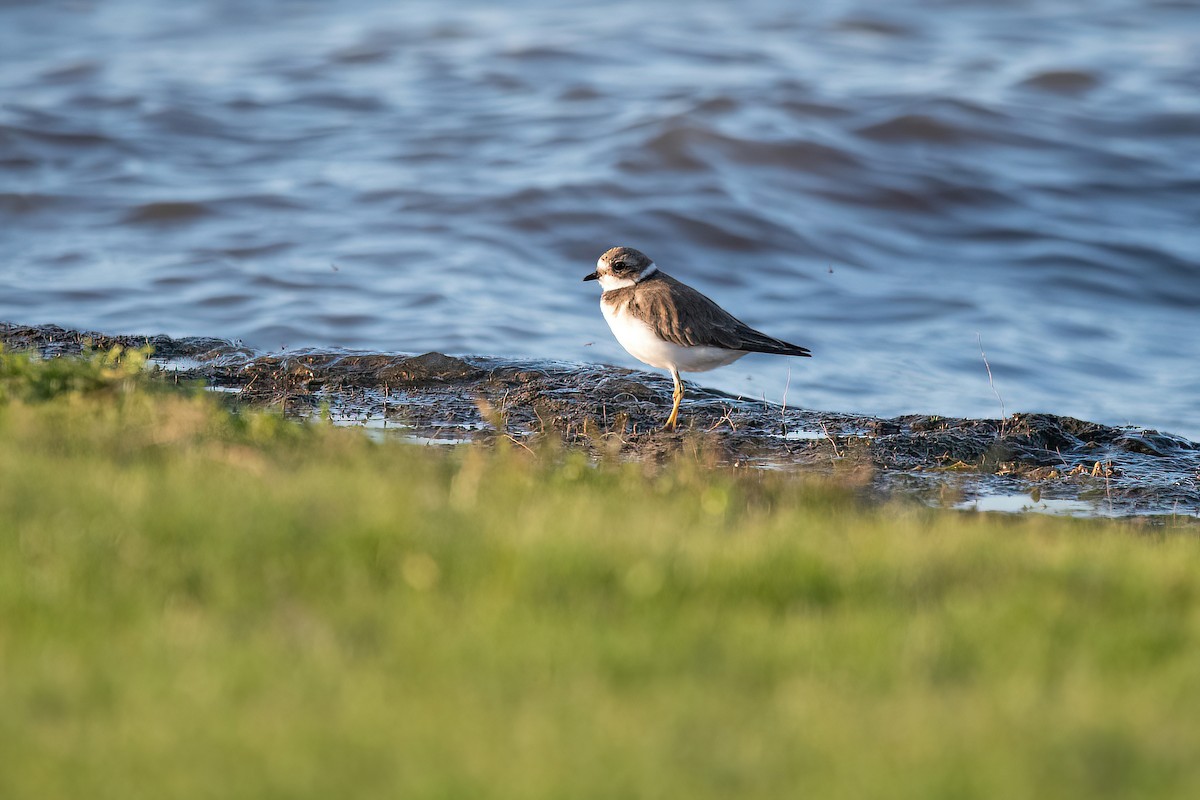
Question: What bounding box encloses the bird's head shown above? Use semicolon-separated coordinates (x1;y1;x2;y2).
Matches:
583;246;658;291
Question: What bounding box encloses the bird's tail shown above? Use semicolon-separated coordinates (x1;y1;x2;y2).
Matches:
742;332;812;358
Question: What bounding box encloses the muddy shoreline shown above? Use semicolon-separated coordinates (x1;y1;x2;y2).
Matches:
3;322;1197;519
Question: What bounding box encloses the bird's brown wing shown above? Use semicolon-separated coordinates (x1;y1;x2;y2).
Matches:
626;273;811;357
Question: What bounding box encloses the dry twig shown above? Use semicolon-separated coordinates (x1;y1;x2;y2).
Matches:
976;333;1006;436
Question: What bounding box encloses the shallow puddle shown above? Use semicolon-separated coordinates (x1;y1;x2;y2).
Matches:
956;494;1108;518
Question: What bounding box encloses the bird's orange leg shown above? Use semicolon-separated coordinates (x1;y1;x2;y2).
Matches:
663;369;683;431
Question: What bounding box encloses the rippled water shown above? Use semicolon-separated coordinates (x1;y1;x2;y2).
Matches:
2;0;1198;437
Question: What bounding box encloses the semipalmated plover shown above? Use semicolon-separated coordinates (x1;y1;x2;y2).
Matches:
584;246;811;430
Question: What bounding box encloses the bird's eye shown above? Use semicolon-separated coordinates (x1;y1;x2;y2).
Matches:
612;261;627;271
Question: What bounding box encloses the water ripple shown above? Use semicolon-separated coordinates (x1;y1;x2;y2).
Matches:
0;0;1196;439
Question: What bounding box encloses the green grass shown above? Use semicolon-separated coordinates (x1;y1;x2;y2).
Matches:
2;347;1199;799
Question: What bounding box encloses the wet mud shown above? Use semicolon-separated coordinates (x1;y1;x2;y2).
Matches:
4;322;1197;520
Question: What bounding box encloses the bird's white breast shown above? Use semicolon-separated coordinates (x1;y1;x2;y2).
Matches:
600;298;746;373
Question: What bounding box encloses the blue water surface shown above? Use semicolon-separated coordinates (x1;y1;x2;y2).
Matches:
1;0;1197;436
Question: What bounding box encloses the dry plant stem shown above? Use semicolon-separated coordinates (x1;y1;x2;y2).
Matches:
819;421;844;459
780;365;792;436
706;406;737;433
977;333;1006;437
505;434;535;455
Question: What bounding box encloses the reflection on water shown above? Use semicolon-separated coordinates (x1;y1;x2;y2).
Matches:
1;0;1197;437
955;495;1105;518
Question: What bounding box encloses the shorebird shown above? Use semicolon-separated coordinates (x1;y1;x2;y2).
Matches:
584;246;811;430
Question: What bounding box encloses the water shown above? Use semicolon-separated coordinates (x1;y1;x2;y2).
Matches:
2;0;1198;438
956;495;1105;518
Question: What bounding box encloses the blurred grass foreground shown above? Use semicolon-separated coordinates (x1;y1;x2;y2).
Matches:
3;346;1200;799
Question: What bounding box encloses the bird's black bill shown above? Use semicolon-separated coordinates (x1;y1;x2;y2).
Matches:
582;271;599;281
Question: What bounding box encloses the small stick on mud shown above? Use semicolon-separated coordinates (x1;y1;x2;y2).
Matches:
706;405;737;433
1106;469;1113;514
977;333;1006;437
820;421;844;459
780;365;792;437
505;434;535;455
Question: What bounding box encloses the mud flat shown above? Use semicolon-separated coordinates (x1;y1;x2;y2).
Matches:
3;322;1197;519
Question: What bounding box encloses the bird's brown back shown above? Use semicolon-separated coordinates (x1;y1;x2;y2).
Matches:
602;271;811;357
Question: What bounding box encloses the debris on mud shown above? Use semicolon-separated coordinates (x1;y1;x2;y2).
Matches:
4;322;1197;519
